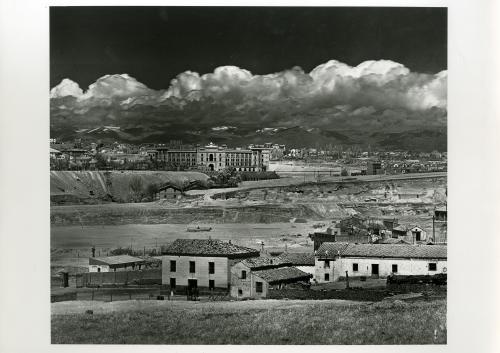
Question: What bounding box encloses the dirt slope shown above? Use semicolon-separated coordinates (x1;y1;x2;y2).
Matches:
50;171;209;204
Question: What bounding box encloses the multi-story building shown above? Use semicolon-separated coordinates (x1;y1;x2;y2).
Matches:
161;239;260;292
153;142;271;172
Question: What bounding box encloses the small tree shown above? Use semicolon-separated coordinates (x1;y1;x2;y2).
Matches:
129;175;144;202
340;168;349;177
145;182;160;201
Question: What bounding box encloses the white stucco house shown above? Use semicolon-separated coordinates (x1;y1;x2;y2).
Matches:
314;242;447;283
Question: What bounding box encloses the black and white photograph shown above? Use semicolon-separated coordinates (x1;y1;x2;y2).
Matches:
47;6;449;345
1;1;499;351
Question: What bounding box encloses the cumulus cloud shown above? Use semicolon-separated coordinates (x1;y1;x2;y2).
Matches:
50;59;447;135
50;78;83;98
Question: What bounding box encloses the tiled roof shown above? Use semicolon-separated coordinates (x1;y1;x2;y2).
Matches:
277;252;315;266
316;242;350;259
163;239;260;258
253;266;312;284
376;238;411;245
317;242;447;260
240;255;290;269
392;225;408;232
89;255;145;266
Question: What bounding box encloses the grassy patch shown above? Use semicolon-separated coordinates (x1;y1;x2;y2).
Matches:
52;299;446;344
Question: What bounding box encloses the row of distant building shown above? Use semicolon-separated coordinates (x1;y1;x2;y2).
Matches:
50;140;283;172
50;137;447;174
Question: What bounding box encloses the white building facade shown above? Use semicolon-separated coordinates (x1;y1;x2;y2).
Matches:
314;242;447;283
154;142;271;172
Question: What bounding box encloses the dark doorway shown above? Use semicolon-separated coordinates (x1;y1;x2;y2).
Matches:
209;164;214;171
188;279;198;289
371;264;379;277
170;278;176;290
413;230;422;241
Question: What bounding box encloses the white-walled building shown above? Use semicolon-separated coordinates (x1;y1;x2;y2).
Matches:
154;142;271;172
314;242;447;283
161;239;260;292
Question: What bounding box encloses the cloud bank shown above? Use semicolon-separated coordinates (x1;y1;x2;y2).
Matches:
50;59;447;137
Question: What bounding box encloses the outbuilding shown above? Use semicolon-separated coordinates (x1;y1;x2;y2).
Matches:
230;255;311;299
88;255;145;273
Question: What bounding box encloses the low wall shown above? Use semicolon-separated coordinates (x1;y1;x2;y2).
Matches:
77;269;161;287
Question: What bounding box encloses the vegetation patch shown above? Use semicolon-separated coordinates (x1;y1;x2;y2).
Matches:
52;299;446;344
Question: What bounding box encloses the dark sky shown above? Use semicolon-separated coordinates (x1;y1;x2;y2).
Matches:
50;7;447;89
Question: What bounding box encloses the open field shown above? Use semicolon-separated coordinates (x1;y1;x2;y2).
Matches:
51;298;446;344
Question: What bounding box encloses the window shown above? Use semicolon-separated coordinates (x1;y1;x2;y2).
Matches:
189;261;196;273
209;262;215;274
97;267;101;272
428;263;437;271
256;281;263;293
241;270;247;279
324;273;330;281
209;280;215;290
324;260;330;268
170;278;176;289
238;289;243;295
353;263;358;272
392;264;398;273
170;260;176;272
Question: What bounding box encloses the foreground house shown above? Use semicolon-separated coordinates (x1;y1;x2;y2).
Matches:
88;255;145;272
231;256;311;299
161;239;259;292
315;242;447;283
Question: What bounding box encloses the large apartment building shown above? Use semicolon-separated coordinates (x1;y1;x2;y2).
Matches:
153;142;271;172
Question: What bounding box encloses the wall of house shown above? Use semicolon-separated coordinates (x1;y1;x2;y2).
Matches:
89;264;110;273
161;255;231;290
229;262;269;299
332;257;447;281
314;258;335;283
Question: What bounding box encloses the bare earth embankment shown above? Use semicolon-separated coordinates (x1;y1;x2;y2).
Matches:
51;299;446;344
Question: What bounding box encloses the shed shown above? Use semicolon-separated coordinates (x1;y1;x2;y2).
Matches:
88;255;145;272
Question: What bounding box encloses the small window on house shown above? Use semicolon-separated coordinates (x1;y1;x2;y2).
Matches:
428;263;437;271
189;261;196;273
170;260;176;272
209;280;215;290
97;268;101;272
324;260;330;268
392;264;398;273
353;263;358;272
238;289;243;295
209;262;215;274
324;273;330;281
241;270;247;279
256;281;263;293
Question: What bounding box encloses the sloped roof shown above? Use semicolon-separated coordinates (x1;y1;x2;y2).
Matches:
253;266;312;284
317;242;447;260
392;225;408;232
163;239;260;259
89;255;144;266
240;255;290;269
316;242;350;259
277;252;315;266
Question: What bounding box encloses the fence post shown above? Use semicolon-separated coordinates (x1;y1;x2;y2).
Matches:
91;289;94;301
110;293;113;302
